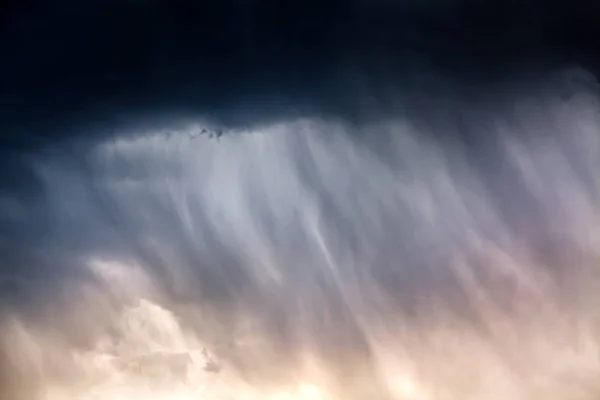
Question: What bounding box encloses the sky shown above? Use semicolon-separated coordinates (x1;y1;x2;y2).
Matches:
1;1;600;399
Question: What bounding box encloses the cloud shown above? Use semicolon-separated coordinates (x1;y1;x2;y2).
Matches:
2;2;600;398
1;113;600;398
2;0;600;147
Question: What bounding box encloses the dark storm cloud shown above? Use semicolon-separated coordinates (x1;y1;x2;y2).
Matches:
2;0;600;149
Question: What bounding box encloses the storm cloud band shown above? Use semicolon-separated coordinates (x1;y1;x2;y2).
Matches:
2;0;600;146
